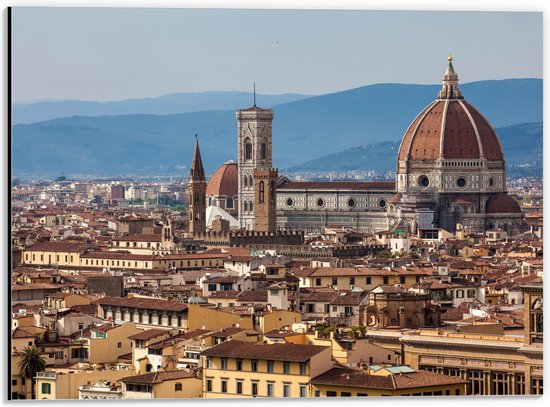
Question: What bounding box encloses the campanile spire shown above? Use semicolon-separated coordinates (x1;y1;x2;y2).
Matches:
190;135;205;182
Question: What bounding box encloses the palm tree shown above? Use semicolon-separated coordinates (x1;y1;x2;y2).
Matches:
17;346;46;399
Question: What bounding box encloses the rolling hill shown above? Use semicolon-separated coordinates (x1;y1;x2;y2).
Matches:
287;122;543;178
13;91;312;125
11;78;542;178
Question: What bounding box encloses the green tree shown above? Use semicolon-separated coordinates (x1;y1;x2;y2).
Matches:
17;346;46;399
171;204;186;213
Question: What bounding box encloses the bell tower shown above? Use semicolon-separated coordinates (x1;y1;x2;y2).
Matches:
188;135;207;236
236;86;274;230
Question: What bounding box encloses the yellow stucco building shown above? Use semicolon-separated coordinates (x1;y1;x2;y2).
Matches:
201;340;332;398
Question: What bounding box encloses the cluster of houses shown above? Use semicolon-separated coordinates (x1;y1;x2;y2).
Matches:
10;203;543;399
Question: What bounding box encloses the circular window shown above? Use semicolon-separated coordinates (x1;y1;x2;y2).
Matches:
418;175;430;188
378;199;387;209
286;198;294;207
348;198;356;208
456;177;467;188
317;198;325;207
489;177;494;187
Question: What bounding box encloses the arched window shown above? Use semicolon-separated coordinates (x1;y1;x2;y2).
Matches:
532;298;543;334
259;181;265;203
243;176;248;187
194;193;200;205
249;201;253;212
261;143;267;160
226;197;233;208
244;138;252;160
249;175;253;188
208;197;212;206
244;201;248;212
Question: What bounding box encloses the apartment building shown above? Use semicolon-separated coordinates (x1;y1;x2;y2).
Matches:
200;340;332;398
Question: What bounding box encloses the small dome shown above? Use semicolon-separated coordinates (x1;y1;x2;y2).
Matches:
486;193;522;214
206;161;238;196
398;57;504;162
389;193;402;204
187;295;207;304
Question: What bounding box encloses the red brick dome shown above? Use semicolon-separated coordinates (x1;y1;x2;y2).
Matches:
206;161;238;196
486;193;522;214
398;57;504;162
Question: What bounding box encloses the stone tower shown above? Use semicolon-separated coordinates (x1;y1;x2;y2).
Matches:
253;168;278;233
188;136;207;236
236;96;274;230
161;214;174;252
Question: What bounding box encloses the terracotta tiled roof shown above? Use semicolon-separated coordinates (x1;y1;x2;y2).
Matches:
330;290;368;306
289;267;317;277
12;327;37;339
201;340;327;362
311;366;467;390
398;97;504;161
206;162;238;196
211;327;245;338
24;241;91;253
237;290;268;303
453;194;474;204
148;329;212;350
264;329;297;339
208;290;240;299
11;283;66;291
120;370;195;384
128;329;169;341
238;105;273;113
302;290;340;303
225;256;254;262
372;285;408;294
388;193;402;204
486;193;522;214
204;247;252;257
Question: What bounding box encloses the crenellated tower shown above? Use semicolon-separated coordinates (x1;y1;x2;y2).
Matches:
253;167;278;233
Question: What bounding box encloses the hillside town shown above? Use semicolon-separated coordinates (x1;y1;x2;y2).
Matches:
10;56;543;399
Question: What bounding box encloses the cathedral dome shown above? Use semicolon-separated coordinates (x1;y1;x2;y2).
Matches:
486;193;522;214
207;161;238;196
398;56;504;162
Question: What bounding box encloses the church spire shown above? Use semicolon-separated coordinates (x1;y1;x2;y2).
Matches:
189;135;205;182
437;54;463;100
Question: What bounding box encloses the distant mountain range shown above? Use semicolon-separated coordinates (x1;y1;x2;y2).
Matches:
288;122;543;178
12;92;312;125
11;78;542;178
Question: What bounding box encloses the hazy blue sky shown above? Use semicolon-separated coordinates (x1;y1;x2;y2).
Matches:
11;8;542;102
